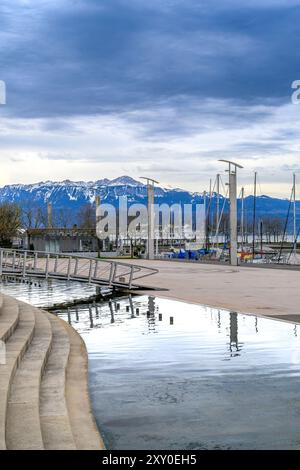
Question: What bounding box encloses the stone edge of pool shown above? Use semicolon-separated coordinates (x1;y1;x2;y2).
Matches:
0;292;105;450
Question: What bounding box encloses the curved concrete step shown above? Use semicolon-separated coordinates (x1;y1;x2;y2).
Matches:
6;308;52;450
0;296;20;344
62;319;105;450
0;300;35;450
0;294;104;451
39;313;76;450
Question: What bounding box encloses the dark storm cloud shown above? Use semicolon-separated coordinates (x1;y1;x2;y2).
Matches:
1;0;300;120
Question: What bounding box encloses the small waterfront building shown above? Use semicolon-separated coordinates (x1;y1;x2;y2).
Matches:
26;228;101;253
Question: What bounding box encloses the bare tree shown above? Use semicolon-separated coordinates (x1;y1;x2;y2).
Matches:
21;201;47;229
0;203;21;246
77;204;95;229
53;207;73;228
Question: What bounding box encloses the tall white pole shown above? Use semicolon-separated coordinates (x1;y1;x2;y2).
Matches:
216;173;220;235
219;160;243;266
293;173;296;257
229;170;237;266
141;177;159;260
241;187;244;251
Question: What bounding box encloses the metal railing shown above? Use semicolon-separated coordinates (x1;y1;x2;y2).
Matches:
0;249;158;289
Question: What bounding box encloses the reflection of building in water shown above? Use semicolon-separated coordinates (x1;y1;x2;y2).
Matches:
229;312;242;356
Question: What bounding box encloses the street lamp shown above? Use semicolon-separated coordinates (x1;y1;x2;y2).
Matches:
218;160;243;266
140;177;159;260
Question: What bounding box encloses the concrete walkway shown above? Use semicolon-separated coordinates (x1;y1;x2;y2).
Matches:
127;260;300;323
0;293;104;450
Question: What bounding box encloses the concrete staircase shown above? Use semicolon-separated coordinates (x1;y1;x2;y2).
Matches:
0;293;105;450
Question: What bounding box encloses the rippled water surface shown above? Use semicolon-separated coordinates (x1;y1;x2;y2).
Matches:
0;277;96;307
1;279;300;450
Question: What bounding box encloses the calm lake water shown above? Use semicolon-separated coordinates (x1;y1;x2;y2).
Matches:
1;278;300;449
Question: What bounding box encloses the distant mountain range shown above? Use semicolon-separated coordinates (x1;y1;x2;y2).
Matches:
0;176;298;228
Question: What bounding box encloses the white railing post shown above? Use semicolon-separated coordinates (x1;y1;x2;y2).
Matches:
74;258;79;276
129;266;134;289
0;249;3;276
109;262;115;286
54;255;58;273
34;252;38;270
45;254;50;279
93;260;98;278
67;257;71;280
88;259;93;283
22;251;27;278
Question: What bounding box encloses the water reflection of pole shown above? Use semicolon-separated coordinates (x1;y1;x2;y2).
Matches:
67;307;71;325
109;300;115;324
89;304;94;328
255;317;258;333
294;325;297;337
129;295;135;318
75;306;79;322
148;296;155;315
147;296;156;332
95;304;100;319
217;310;221;332
229;312;240;353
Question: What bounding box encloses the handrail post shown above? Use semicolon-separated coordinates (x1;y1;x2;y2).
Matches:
54;255;58;273
74;258;79;276
129;265;134;289
12;251;16;271
45;254;50;279
88;259;93;283
109;262;116;286
67;257;71;280
93;260;98;278
22;251;27;278
0;249;3;276
34;252;38;270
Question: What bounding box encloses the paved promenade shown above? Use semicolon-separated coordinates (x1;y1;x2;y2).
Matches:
127;260;300;322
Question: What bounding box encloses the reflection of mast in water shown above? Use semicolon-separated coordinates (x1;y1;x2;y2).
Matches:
147;296;157;333
294;325;297;337
255;317;258;333
109;300;115;324
229;312;241;356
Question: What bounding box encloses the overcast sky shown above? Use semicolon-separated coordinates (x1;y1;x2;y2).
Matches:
1;0;300;197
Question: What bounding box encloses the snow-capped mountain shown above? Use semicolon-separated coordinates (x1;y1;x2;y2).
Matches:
0;176;297;227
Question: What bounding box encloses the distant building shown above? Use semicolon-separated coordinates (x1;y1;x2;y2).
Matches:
26;228;101;253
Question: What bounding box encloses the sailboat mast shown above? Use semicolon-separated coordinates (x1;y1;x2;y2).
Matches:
252;172;257;260
293;173;296;257
216;173;220;235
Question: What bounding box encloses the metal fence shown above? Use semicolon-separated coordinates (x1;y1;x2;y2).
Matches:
0;249;158;289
